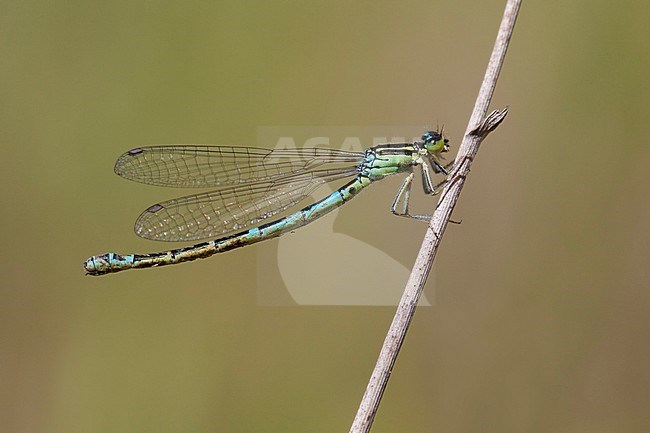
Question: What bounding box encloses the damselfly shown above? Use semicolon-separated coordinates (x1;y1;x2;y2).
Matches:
84;131;451;276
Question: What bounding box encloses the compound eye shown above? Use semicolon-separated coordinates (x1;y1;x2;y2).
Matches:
422;131;442;143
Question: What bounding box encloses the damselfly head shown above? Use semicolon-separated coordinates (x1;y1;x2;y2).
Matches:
422;130;450;155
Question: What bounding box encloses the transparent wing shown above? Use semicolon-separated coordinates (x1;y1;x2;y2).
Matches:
134;167;358;242
115;145;364;187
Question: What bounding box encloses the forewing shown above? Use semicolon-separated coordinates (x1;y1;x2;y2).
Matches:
115;145;363;187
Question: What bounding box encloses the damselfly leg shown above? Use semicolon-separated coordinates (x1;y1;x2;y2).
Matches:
390;161;455;221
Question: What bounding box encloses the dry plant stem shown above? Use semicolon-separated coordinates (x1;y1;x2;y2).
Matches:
348;1;521;432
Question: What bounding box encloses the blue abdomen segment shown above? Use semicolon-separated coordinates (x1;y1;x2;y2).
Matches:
84;176;372;275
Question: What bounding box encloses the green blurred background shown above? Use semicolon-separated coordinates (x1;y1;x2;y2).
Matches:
1;1;648;432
